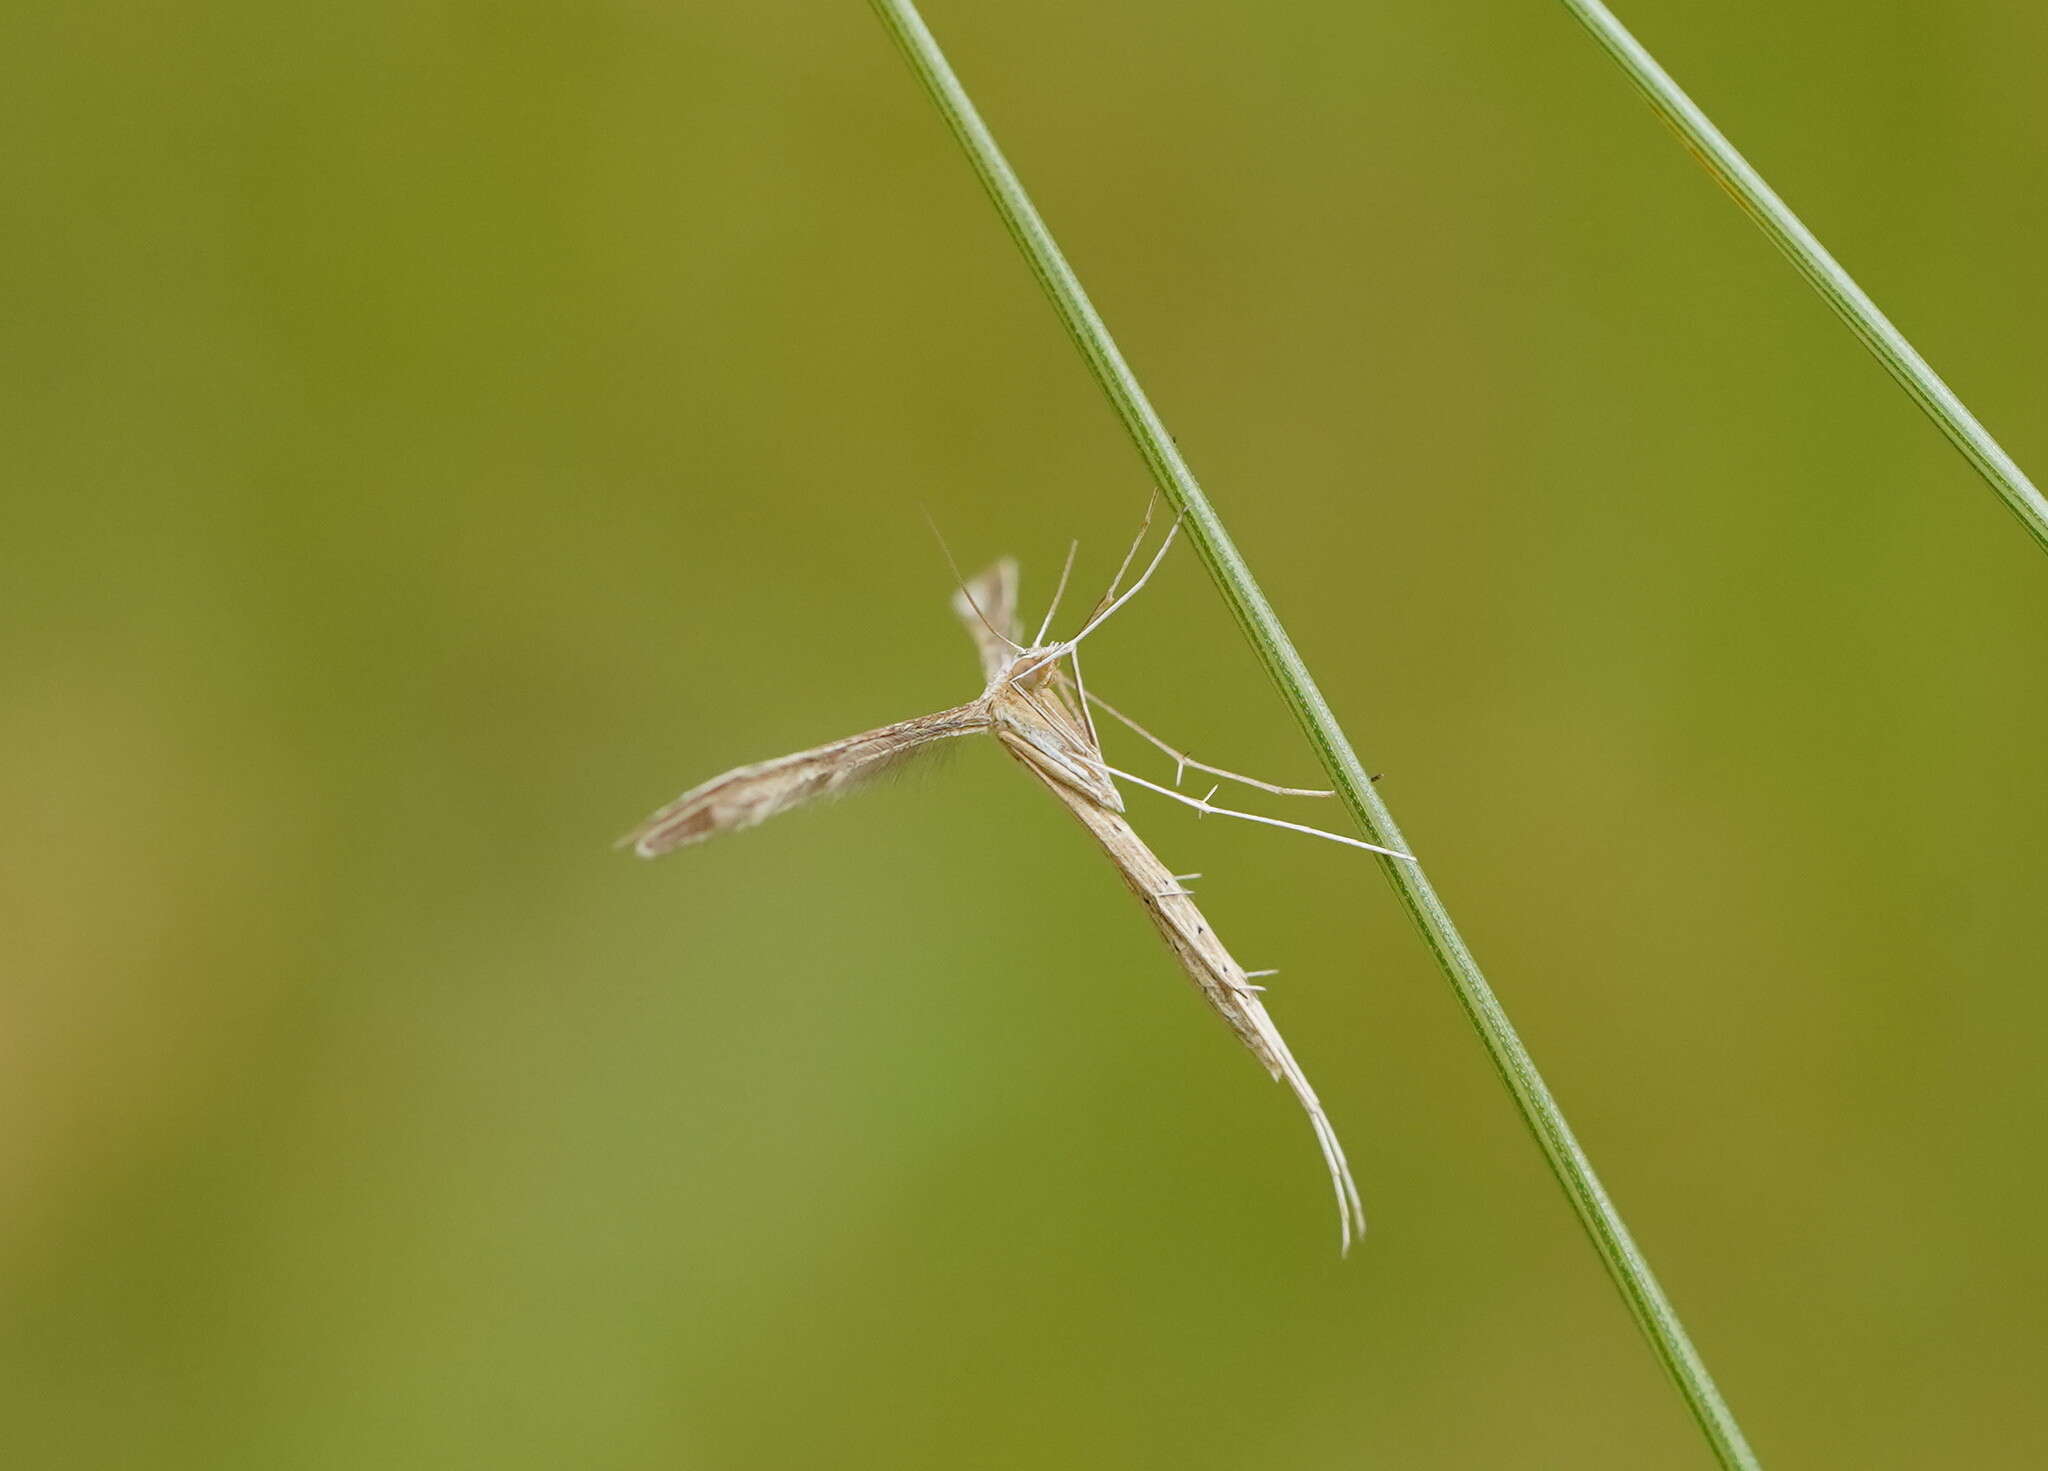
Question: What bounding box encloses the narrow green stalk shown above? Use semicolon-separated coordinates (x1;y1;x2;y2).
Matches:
1558;0;2048;553
867;3;1761;1468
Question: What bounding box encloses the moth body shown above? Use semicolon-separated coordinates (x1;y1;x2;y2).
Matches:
623;543;1368;1251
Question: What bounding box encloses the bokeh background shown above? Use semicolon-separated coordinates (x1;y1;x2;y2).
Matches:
6;2;2046;1466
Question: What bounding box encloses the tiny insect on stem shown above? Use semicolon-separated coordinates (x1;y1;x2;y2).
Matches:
623;523;1377;1252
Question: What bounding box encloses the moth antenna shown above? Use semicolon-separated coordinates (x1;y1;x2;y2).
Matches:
1033;538;1080;647
923;507;1023;654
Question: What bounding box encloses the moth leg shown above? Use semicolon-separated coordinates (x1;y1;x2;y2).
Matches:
1060;514;1181;651
1095;760;1415;862
1065;641;1101;749
1079;493;1157;628
1032;538;1080;647
1056;675;1333;797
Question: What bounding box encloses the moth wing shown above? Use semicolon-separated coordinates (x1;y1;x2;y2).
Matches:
621;704;987;857
952;558;1021;680
1019;768;1367;1251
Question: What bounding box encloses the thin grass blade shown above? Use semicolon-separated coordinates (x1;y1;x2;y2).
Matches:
866;4;1764;1466
1556;0;2048;553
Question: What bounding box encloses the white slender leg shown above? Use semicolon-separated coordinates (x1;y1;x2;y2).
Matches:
1056;675;1334;798
1095;761;1415;861
1084;494;1158;626
1065;516;1181;649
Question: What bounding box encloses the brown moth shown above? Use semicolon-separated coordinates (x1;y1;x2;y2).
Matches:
622;521;1410;1251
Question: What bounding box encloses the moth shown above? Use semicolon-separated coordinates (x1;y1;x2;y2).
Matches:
621;517;1410;1250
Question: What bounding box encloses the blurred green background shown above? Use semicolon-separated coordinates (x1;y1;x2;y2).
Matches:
5;2;2046;1466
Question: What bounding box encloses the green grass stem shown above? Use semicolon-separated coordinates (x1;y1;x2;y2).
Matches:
867;3;1763;1467
1558;0;2048;553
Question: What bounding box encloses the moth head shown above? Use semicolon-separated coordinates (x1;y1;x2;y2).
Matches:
997;645;1065;692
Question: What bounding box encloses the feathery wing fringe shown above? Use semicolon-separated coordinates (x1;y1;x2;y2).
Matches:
620;704;991;857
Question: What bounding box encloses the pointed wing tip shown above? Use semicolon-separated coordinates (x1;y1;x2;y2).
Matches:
617;797;723;858
615;817;686;858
